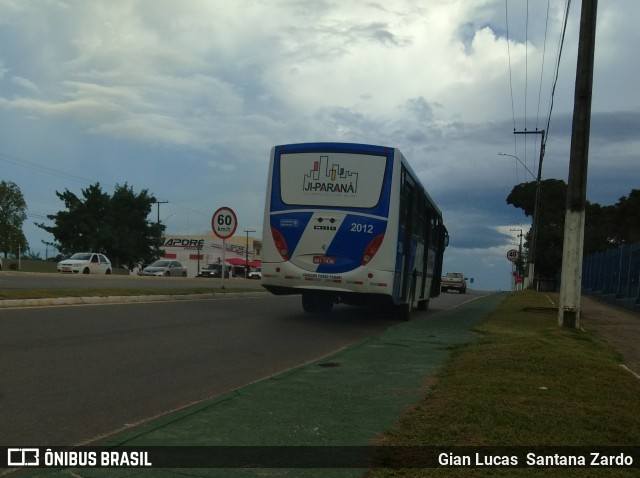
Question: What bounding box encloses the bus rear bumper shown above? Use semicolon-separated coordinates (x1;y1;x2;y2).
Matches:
261;284;395;307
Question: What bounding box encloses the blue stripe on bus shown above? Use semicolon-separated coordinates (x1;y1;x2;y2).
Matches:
317;215;387;273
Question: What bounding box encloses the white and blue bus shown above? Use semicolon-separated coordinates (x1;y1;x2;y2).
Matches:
261;142;448;319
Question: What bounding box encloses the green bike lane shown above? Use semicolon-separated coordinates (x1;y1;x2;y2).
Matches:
18;292;506;478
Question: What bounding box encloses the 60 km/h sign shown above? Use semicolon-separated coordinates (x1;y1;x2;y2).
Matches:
211;207;238;240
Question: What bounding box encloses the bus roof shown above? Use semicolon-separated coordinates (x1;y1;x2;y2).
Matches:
274;142;392;155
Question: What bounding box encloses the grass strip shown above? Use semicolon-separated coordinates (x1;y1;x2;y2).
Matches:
370;289;640;477
0;287;252;300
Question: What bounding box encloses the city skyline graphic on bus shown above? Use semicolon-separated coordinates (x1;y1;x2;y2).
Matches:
302;155;359;194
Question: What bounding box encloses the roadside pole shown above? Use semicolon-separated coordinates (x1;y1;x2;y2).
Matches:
221;239;226;289
512;130;545;289
558;0;598;328
212;207;238;292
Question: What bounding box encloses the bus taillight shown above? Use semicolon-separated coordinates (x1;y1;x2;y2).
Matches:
271;227;289;261
362;233;384;266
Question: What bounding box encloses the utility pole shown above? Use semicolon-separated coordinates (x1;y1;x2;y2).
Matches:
559;0;598;328
510;228;524;290
512;130;545;289
244;229;255;278
154;200;169;259
155;200;169;224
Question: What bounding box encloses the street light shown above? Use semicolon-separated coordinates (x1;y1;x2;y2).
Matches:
499;152;542;289
498;153;537;181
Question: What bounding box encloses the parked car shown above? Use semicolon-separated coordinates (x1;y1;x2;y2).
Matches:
198;263;229;278
139;260;188;277
57;253;112;275
248;267;261;280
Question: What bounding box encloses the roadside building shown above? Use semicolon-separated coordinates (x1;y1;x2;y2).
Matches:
158;232;261;278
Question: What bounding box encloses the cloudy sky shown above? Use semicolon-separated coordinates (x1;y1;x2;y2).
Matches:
1;0;638;291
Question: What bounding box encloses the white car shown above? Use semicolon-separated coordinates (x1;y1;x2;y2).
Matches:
57;253;112;275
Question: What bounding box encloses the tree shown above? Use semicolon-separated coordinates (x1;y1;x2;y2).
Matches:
506;180;639;278
610;189;640;246
38;183;164;268
107;184;165;267
0;180;29;257
506;179;567;278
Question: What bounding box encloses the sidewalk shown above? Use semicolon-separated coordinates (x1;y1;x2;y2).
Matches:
579;294;640;377
17;293;505;478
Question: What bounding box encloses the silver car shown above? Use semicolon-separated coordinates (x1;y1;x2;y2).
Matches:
140;260;188;277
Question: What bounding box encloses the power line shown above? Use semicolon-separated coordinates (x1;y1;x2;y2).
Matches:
0;148;213;226
505;0;517;151
0;150;114;188
524;0;529;144
533;0;552;167
543;0;572;151
505;0;572;175
535;0;552;132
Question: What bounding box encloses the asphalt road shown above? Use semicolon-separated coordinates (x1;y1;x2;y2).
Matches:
0;286;477;447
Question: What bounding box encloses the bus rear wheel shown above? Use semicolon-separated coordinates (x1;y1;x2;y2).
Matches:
417;299;429;311
302;292;334;314
397;289;414;321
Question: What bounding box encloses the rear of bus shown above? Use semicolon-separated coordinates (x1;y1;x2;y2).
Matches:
261;143;399;312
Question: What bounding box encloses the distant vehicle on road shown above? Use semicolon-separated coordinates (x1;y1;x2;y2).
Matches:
441;272;467;294
248;267;261;280
140;260;188;277
57;253;112;275
198;263;230;278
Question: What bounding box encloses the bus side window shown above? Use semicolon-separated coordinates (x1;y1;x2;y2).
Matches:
399;169;407;228
416;196;424;241
424;206;432;245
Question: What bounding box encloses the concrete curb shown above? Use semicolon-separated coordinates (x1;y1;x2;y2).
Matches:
0;292;268;308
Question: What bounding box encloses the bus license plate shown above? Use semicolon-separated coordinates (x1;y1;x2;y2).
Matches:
313;256;336;265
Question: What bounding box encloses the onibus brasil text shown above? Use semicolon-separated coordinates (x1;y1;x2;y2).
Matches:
8;449;152;468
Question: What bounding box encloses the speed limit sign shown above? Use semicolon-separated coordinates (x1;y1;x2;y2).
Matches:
211;207;238;240
507;249;520;262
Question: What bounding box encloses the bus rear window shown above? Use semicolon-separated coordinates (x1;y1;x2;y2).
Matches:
279;152;388;208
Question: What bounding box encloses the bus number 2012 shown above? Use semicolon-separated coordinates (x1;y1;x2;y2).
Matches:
351;223;374;234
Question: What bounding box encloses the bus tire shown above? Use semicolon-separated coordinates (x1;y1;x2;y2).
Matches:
302;293;333;314
417;299;429;311
397;283;414;321
398;302;411;321
302;293;317;313
318;298;333;314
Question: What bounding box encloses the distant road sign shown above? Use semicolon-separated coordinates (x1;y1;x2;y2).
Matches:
507;249;520;262
212;207;238;240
